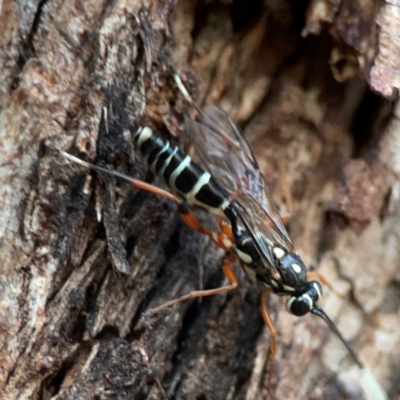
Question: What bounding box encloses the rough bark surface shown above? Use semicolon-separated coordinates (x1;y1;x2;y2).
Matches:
0;1;399;399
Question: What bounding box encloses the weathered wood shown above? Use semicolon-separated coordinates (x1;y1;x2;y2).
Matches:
0;1;398;399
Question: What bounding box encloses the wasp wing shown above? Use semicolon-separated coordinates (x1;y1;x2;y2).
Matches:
183;105;294;267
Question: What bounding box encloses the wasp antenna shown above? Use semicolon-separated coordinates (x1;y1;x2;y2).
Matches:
311;306;363;369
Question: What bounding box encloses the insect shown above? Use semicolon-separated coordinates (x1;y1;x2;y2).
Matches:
59;73;364;376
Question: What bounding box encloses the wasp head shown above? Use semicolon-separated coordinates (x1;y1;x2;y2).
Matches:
286;281;323;316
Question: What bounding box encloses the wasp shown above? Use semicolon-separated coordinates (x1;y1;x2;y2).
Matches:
59;73;366;382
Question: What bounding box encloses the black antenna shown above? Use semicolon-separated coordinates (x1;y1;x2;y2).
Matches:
311;306;363;369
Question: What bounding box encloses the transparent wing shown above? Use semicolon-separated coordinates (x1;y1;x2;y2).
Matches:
183;105;294;267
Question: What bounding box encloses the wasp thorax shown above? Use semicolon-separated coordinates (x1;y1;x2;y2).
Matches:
276;251;307;287
286;281;323;316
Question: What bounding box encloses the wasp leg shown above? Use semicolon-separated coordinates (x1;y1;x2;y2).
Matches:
260;288;277;362
60;150;233;252
261;212;290;228
307;271;342;296
260;287;277;392
218;217;235;238
146;255;238;316
178;205;233;252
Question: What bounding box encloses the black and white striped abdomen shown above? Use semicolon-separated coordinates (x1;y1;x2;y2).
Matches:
133;127;230;216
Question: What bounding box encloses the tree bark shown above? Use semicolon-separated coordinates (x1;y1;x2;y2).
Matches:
0;1;399;399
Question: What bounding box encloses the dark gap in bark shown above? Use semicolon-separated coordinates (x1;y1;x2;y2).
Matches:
51;169;91;235
168;300;208;368
191;2;215;41
95;87;135;164
231;0;264;32
84;266;115;335
126;315;147;342
10;0;49;91
81;31;100;75
324;373;351;399
380;280;400;314
234;289;264;391
45;172;93;294
81;0;119;75
164;227;182;260
47;358;74;396
107;88;135;131
84;284;102;334
47;343;93;396
301;35;333;88
95;217;107;240
287;0;309;32
125;235;137;260
164;267;225;381
18;162;41;241
379;187;393;223
350;89;392;157
95;325;121;341
71;295;92;341
128;268;171;338
315;211;343;263
127;222;183;338
122;192;146;229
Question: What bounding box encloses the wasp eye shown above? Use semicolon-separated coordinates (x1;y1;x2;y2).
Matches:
286;294;313;316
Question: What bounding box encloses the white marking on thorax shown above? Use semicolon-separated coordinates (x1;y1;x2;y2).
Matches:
292;263;303;274
273;247;285;260
236;249;253;264
283;284;295;292
270;279;279;288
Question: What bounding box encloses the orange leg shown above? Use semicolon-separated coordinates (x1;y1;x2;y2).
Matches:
146;255;238;315
60;150;234;252
260;287;277;392
280;213;291;224
260;288;277;363
262;212;290;229
179;208;233;252
307;271;341;296
218;217;233;238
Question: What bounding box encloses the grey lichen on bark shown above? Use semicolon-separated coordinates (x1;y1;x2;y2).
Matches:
0;0;399;399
